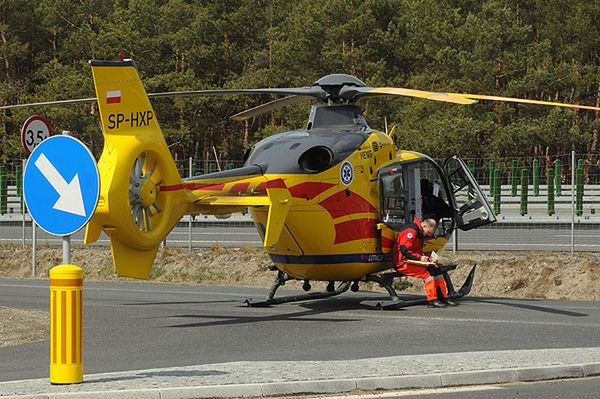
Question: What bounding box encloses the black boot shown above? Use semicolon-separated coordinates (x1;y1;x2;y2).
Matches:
442;298;459;307
427;300;447;308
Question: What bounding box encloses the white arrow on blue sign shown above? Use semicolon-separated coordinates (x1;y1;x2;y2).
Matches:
24;135;100;236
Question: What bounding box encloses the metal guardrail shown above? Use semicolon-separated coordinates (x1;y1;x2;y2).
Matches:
2;184;600;222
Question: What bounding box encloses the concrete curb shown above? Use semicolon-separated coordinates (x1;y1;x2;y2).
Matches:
3;362;600;399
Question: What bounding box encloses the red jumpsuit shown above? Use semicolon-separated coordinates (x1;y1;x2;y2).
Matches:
392;218;447;302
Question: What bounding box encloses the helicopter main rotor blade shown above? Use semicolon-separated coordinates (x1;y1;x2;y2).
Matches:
448;93;600;111
147;87;327;100
0;87;327;110
0;97;97;110
230;95;314;121
340;86;477;105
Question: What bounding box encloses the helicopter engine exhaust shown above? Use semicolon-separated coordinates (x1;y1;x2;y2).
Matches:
298;146;333;173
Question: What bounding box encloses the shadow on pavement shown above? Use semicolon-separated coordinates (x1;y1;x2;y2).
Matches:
464;297;588;317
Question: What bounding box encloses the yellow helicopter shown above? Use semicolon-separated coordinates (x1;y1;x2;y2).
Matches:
4;59;600;308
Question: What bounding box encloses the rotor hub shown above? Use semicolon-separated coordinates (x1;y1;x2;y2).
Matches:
140;178;157;207
314;74;366;88
129;175;144;207
129;153;162;232
314;74;366;104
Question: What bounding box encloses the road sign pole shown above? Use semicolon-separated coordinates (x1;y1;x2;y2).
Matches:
571;150;575;255
22;159;26;248
189;157;193;252
32;222;37;277
63;236;71;265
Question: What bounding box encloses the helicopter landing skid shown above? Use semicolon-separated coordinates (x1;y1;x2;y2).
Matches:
244;270;352;307
362;264;477;310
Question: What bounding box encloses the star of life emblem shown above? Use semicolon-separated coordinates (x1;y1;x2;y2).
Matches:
340;161;354;186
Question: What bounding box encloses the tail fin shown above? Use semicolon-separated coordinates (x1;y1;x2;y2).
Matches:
85;60;187;279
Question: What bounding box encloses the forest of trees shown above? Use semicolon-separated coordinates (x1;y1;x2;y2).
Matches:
1;0;599;163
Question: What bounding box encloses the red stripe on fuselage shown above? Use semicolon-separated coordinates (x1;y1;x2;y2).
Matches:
319;190;377;219
289;182;336;200
265;179;287;189
334;218;378;244
229;182;250;194
160;182;225;192
159;183;185;191
254;182;266;193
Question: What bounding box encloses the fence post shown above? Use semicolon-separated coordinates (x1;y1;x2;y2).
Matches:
532;159;539;196
191;161;200;176
488;160;495;195
520;168;528;216
16;162;22;200
576;161;583;216
0;164;6;215
511;160;518;196
493;169;501;215
547;168;555;216
554;159;562;196
452;226;457;253
577;158;584;196
467;159;475;199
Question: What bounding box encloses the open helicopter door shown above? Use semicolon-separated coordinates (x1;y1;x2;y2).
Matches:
444;155;496;231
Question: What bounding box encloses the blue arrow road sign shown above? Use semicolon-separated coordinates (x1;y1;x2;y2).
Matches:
24;135;100;236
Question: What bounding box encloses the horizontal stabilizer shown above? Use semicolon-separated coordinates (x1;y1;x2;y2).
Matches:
264;179;291;247
193;178;291;248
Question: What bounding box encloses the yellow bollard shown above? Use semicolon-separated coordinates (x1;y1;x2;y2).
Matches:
49;265;83;384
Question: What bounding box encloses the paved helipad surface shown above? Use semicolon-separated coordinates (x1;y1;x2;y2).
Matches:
2;347;600;398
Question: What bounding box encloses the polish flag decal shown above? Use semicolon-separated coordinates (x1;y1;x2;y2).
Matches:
106;90;121;104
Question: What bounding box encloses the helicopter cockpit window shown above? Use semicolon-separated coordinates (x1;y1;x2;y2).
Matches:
380;169;406;229
379;160;454;236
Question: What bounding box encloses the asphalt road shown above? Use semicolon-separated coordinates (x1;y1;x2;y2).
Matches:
349;377;600;399
1;221;600;251
1;278;599;383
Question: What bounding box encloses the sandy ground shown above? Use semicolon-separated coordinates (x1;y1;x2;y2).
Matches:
1;245;599;347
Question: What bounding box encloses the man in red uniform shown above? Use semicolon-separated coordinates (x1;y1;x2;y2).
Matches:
393;217;457;308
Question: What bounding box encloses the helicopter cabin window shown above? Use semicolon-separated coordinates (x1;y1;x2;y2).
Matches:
379;160;454;235
380;167;406;228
